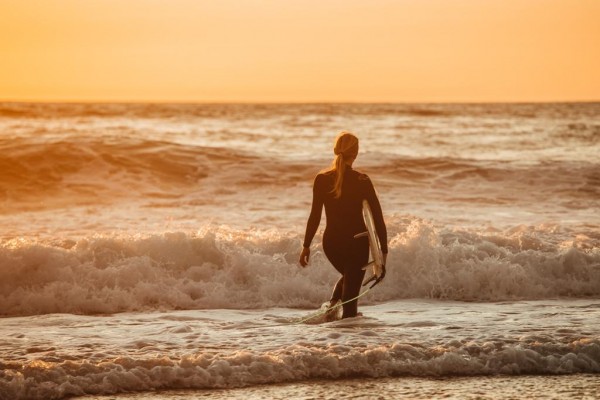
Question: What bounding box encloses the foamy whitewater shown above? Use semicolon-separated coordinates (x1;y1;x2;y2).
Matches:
0;102;599;399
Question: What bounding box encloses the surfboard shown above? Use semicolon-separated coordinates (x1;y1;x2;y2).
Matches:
354;199;384;288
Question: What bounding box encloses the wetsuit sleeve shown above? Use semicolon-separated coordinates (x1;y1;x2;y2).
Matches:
302;174;324;248
364;176;388;254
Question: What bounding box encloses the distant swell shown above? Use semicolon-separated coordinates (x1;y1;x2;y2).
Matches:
0;137;261;211
1;222;599;317
1;136;598;213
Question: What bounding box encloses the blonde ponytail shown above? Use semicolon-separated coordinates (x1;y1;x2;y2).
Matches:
330;131;359;198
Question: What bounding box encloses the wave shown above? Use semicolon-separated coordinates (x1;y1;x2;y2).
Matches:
2;135;598;213
1;222;599;317
1;337;599;400
0;137;268;211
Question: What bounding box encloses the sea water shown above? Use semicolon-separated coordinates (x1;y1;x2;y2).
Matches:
0;102;599;399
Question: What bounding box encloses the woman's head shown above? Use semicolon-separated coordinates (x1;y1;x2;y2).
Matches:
333;131;359;163
331;131;359;198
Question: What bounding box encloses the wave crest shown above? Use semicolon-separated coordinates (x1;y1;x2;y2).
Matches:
0;137;262;211
1;222;599;317
2;338;599;400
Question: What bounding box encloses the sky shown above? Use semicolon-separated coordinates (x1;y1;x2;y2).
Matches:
0;0;598;103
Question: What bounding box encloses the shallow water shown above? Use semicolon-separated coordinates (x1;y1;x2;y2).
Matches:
85;375;600;400
1;300;599;399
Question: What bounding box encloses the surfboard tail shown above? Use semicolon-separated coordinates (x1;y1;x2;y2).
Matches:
361;260;385;288
361;261;383;278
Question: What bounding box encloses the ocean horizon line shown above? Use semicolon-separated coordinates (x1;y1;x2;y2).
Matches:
1;99;599;106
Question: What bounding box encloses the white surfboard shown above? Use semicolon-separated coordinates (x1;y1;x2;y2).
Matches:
354;199;384;287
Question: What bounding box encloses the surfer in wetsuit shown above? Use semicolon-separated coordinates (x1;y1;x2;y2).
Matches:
299;132;388;319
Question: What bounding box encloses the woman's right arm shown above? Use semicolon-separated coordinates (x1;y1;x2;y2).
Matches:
300;175;324;266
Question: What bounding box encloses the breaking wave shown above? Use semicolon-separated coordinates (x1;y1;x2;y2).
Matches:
2;337;599;400
1;221;599;317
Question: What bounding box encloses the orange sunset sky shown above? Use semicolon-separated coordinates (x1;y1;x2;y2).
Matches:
0;0;599;103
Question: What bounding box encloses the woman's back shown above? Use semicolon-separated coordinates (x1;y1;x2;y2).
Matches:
316;166;370;238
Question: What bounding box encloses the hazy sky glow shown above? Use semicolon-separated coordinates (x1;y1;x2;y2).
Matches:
1;0;598;102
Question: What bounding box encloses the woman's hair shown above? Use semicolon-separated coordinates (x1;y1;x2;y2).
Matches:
330;131;359;198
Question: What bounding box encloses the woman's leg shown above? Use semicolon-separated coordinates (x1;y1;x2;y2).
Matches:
324;233;369;319
330;277;344;304
341;266;366;318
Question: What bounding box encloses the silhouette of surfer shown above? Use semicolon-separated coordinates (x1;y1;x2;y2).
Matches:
299;132;388;319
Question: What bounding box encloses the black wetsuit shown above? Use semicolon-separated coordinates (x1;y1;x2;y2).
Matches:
303;166;388;318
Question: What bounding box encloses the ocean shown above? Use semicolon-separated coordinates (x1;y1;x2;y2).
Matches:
0;102;599;399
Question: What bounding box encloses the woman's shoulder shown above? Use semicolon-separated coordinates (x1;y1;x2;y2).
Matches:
352;169;371;182
313;169;335;186
316;169;336;179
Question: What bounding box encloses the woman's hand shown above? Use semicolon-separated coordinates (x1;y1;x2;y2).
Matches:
382;253;388;280
299;247;310;267
377;253;388;284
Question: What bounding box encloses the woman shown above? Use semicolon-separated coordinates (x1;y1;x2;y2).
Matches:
299;131;388;319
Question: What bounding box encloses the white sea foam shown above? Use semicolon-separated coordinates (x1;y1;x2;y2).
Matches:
1;222;598;317
1;300;599;400
2;340;599;400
